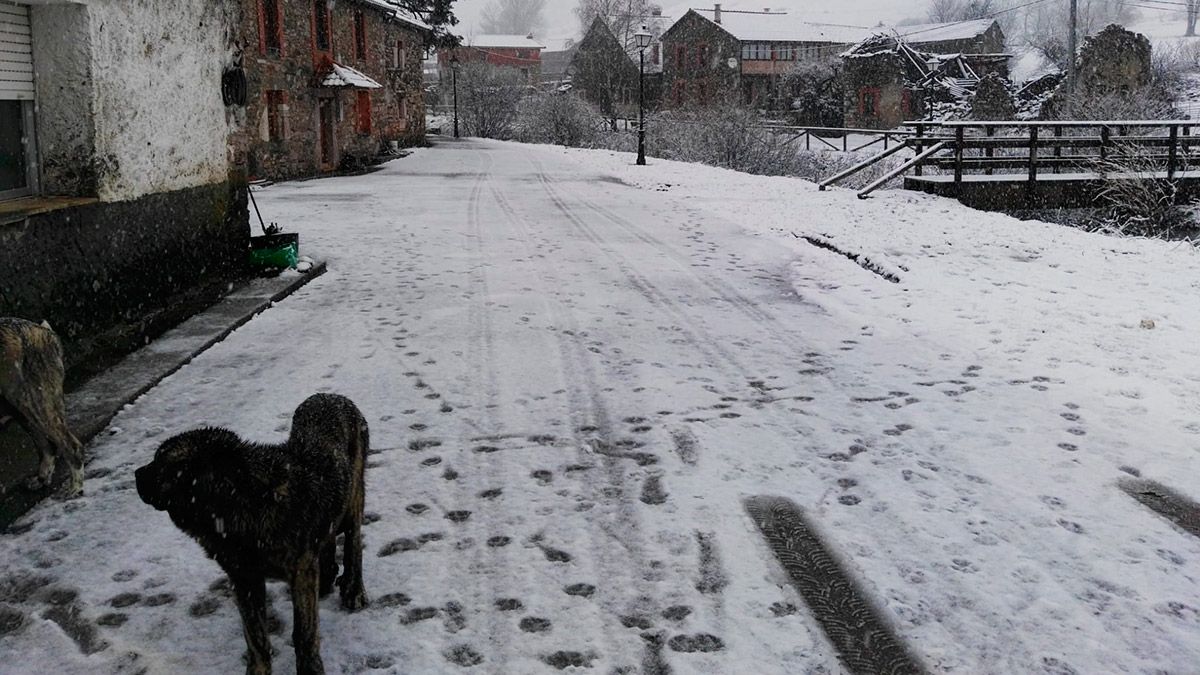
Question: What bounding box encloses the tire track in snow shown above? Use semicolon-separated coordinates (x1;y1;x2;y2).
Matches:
489;180;658;670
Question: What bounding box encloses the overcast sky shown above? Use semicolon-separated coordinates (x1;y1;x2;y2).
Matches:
448;0;1184;46
449;0;922;44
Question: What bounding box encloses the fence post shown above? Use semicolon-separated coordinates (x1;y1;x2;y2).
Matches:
1053;126;1063;174
1100;125;1110;163
954;126;964;189
985;125;995;176
1028;125;1039;187
1168;124;1179;180
914;123;925;176
806;132;811;151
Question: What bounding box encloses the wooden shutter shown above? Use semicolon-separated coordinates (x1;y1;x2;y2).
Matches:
0;2;34;101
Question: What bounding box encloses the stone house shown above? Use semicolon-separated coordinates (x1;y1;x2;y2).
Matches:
240;0;431;180
662;5;1006;112
0;0;250;518
570;18;663;121
438;34;545;87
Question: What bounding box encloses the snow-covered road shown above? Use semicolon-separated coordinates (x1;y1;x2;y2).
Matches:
3;139;1199;674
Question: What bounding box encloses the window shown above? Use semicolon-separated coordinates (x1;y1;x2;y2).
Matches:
259;0;283;56
651;44;660;66
695;43;708;68
265;90;287;142
676;45;686;69
0;3;37;200
356;90;372;134
743;43;771;61
398;97;408;130
393;41;406;69
354;10;367;60
859;88;880;117
672;80;685;106
313;0;331;53
697;81;709;104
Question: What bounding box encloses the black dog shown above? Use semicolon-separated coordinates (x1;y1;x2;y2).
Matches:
136;394;369;675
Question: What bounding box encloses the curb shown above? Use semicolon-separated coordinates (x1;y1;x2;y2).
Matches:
68;262;328;441
1;263;327;528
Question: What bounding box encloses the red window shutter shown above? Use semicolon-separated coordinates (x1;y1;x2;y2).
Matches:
357;91;372;134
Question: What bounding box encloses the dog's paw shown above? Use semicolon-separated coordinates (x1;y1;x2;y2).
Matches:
340;588;368;612
54;473;84;500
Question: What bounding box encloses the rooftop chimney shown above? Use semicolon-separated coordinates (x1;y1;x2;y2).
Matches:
714;3;722;24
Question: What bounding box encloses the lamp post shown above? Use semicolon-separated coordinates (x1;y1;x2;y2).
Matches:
634;27;652;166
450;52;460;138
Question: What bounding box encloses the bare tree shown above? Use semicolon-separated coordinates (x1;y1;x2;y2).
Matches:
575;0;661;52
927;0;999;22
1015;0;1137;67
480;0;546;36
457;63;528;138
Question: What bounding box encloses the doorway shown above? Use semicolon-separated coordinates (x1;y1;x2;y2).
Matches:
318;96;337;171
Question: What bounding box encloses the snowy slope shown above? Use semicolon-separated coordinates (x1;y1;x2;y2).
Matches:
1;139;1198;675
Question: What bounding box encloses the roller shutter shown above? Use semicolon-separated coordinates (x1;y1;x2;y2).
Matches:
0;2;33;101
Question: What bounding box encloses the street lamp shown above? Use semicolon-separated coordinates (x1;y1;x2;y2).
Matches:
450;52;460;138
634;27;653;166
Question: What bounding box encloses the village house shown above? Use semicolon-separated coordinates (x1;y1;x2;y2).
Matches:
661;5;1007;114
438;34;546;87
569;17;664;123
0;0;249;515
241;0;431;180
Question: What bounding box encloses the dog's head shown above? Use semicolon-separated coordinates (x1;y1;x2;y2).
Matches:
135;428;246;515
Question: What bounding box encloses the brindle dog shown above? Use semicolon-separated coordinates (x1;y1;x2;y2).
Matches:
136;393;369;675
0;317;83;497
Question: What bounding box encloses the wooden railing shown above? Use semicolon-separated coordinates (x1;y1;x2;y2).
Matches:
822;120;1200;199
911;120;1200;181
761;125;915;153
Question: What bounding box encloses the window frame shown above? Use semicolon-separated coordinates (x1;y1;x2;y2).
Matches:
258;0;284;57
356;90;373;135
265;90;288;143
0;100;39;201
312;0;332;58
353;9;367;60
858;87;881;117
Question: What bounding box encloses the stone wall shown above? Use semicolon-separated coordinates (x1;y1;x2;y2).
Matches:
842;52;909;130
240;0;428;181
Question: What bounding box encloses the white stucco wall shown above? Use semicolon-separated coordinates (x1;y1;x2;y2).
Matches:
73;0;239;201
30;3;94;196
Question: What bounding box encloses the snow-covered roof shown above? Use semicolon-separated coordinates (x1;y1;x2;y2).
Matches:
321;63;383;89
463;34;546;50
894;18;997;44
356;0;433;33
690;9;872;44
682;9;996;48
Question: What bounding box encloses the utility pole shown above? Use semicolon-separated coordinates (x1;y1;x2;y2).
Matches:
1068;0;1078;93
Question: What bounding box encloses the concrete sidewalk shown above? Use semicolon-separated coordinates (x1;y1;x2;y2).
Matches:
1;263;326;526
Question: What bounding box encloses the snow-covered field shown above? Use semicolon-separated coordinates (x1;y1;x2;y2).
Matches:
2;139;1199;674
